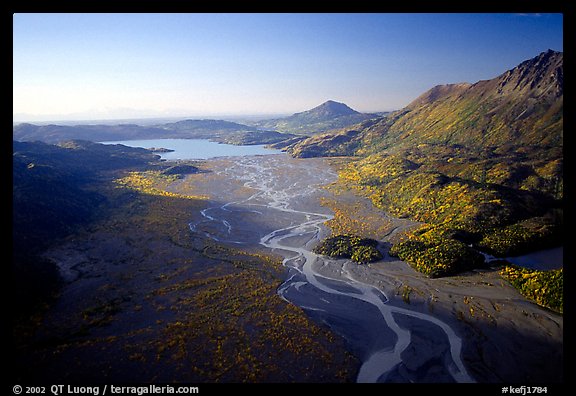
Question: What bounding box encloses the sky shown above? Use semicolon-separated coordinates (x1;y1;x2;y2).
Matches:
13;13;563;122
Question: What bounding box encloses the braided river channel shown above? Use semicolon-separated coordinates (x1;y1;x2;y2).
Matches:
187;154;475;383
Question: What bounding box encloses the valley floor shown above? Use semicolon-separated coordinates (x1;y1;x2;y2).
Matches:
13;161;358;383
13;154;562;384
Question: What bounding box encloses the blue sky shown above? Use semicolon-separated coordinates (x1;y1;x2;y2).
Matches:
13;13;563;121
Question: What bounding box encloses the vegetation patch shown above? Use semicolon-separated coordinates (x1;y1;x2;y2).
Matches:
389;226;485;277
313;234;382;264
500;266;563;313
319;196;394;240
318;148;562;310
476;219;562;257
333;147;561;280
161;163;200;176
114;170;207;200
150;263;356;382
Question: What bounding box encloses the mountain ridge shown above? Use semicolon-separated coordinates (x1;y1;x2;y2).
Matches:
251;100;378;135
287;49;563;157
291;100;361;119
12;100;380;145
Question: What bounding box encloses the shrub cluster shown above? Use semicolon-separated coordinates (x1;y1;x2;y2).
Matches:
313;234;382;264
500;265;563;313
389;227;485;277
476;222;562;257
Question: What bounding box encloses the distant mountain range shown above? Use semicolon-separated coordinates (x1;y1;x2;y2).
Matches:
12;120;295;146
250;100;378;135
15;49;561;158
13;100;379;145
157;119;296;145
13;123;169;144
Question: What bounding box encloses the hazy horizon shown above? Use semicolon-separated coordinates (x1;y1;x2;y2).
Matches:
12;111;298;125
14;13;563;123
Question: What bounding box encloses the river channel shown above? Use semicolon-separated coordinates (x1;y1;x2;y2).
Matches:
187;154;476;383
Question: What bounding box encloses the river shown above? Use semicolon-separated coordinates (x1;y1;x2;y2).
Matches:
187;154;476;383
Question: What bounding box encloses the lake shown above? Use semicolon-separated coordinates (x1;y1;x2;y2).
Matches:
505;246;563;270
99;138;281;160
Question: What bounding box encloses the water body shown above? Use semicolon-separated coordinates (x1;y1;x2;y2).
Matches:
505;246;563;270
478;246;563;271
99;138;280;160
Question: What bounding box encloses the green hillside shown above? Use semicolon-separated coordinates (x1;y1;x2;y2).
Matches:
288;50;563;310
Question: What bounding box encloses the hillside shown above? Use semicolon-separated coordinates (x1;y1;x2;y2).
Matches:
288;50;562;157
287;50;563;291
13;140;160;314
252;100;377;135
360;49;562;153
13;139;160;256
